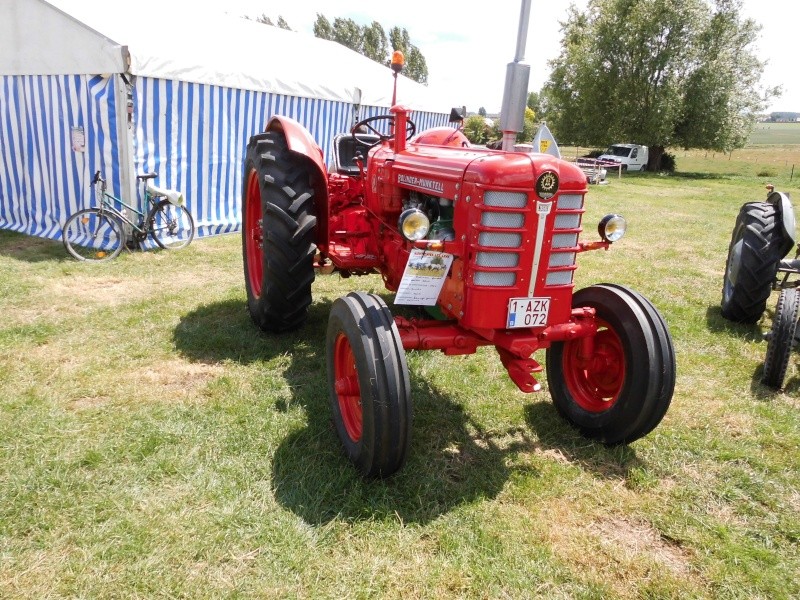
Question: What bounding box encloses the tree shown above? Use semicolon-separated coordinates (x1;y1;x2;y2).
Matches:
247;14;292;30
362;21;389;63
489;107;537;144
543;0;779;169
389;26;429;85
464;115;491;145
478;107;487;117
312;16;429;85
526;92;540;116
313;14;334;40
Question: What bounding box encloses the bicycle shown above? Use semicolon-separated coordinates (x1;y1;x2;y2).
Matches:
62;171;195;261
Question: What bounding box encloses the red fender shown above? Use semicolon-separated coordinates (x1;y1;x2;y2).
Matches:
266;115;330;250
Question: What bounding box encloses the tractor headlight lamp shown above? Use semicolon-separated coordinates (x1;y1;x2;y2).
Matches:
398;208;430;242
598;214;627;243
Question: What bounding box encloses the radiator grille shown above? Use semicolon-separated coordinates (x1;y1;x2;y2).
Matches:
481;212;524;228
472;190;585;290
478;232;522;248
484;190;527;208
475;272;517;286
476;252;520;267
474;191;527;287
546;194;584;287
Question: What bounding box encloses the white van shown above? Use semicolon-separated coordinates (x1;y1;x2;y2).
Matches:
598;144;649;172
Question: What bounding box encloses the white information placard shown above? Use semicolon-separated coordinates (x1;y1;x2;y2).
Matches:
394;249;453;306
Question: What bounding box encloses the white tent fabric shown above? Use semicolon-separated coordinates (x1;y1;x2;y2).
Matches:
0;0;126;75
0;0;457;243
32;0;454;113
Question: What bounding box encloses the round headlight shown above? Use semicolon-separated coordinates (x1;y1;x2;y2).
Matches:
598;214;627;243
398;208;430;241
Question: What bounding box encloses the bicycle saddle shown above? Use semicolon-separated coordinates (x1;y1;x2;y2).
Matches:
147;183;185;207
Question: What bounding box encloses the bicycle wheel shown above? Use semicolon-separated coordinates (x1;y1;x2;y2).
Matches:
62;208;125;261
149;200;195;250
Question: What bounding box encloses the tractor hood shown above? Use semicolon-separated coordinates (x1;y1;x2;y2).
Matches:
383;143;588;201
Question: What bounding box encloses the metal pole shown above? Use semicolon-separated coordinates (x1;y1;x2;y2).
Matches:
499;0;532;151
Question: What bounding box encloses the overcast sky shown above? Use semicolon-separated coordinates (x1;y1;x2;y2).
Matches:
51;0;797;114
222;0;797;114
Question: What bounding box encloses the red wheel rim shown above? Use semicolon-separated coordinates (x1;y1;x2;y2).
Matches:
333;333;362;442
562;320;625;413
245;169;263;298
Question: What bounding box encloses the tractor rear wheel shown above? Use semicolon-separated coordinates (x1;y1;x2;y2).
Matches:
326;292;411;477
546;284;675;445
762;287;800;390
242;131;317;332
721;202;787;323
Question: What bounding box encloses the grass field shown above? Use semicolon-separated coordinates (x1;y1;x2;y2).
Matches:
1;147;799;598
749;122;800;146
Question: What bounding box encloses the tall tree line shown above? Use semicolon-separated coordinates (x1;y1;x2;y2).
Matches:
313;15;428;85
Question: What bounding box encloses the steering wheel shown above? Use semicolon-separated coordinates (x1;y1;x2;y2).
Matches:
351;115;417;150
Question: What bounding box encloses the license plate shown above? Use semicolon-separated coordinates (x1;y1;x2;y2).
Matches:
507;297;550;329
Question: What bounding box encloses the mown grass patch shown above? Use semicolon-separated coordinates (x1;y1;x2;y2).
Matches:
1;148;798;598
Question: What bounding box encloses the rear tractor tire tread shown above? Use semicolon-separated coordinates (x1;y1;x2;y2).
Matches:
242;131;318;333
721;202;790;323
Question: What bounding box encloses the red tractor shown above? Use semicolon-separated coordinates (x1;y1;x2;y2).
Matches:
241;59;675;478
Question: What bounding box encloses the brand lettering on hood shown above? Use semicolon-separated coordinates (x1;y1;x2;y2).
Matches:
397;174;444;194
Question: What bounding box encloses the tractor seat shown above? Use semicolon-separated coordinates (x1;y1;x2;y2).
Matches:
332;133;380;176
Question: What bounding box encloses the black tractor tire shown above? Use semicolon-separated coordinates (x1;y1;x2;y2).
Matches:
242;131;317;332
326;292;412;478
546;284;675;445
721;202;790;323
762;287;800;390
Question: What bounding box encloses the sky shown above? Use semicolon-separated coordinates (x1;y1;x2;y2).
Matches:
52;0;798;114
224;0;798;114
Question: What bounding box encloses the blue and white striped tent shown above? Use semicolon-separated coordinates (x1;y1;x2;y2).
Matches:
0;0;456;241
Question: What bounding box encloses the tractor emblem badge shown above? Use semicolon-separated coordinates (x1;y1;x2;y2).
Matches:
536;171;559;199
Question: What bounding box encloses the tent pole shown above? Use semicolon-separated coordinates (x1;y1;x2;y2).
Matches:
114;73;137;241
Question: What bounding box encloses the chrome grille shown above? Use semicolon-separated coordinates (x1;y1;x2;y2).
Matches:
484;190;527;208
476;252;519;267
549;252;576;267
545;193;584;287
475;272;517;286
478;232;522;248
474;190;527;287
546;271;574;286
552;233;579;248
557;194;583;210
481;212;524;228
555;214;581;229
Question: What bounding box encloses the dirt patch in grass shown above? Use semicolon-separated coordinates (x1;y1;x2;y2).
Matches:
542;501;703;595
67;395;113;411
590;516;693;576
139;359;224;401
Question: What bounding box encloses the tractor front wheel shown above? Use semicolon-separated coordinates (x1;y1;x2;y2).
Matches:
546;284;675;444
326;292;412;477
762;287;800;390
242;131;317;332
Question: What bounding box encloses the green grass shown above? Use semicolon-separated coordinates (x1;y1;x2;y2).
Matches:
749;122;800;145
1;149;799;598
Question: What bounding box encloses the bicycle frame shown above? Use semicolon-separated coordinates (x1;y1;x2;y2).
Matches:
92;174;164;239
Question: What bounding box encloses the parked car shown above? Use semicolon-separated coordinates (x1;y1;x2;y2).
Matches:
598;144;649;172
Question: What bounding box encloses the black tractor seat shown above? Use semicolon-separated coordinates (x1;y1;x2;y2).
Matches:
332;133;380;176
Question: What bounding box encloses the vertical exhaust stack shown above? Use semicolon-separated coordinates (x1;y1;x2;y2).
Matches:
499;0;532;151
